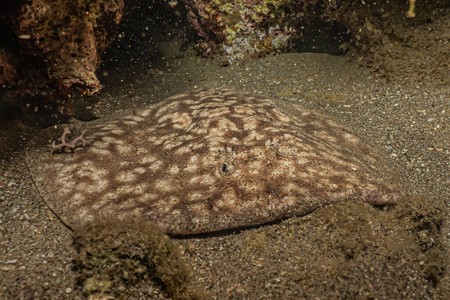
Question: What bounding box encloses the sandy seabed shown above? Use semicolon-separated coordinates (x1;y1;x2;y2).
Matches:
1;17;449;299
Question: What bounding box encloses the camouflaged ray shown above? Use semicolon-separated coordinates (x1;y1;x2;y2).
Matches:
26;89;404;235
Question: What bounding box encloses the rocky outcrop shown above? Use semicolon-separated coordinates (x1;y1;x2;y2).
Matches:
0;0;124;120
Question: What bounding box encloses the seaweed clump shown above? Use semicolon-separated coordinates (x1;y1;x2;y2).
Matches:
72;218;205;300
283;195;447;298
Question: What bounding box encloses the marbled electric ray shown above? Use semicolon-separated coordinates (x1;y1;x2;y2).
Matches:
27;89;404;235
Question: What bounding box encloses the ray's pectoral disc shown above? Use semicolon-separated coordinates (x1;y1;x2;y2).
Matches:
26;89;404;235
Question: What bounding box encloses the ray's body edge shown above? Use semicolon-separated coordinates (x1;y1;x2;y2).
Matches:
25;88;406;235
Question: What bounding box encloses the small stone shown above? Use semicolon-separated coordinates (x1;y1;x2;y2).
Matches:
65;287;72;293
6;259;17;264
117;285;126;291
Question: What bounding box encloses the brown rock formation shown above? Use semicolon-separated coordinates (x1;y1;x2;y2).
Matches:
0;0;124;123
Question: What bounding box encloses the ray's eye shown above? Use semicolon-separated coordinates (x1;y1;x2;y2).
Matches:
219;162;236;177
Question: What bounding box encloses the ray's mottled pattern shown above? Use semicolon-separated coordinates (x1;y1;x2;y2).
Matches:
27;89;404;234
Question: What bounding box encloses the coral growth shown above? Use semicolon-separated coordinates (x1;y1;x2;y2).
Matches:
184;0;300;62
49;127;89;154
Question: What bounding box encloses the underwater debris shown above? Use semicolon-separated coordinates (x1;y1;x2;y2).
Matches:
407;0;416;18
